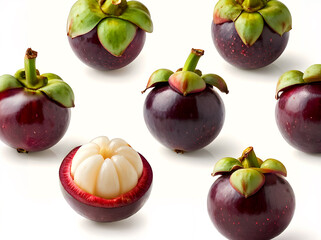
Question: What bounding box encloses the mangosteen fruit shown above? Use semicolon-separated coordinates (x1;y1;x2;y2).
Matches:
0;48;74;153
207;147;295;240
212;0;292;69
67;0;153;70
59;136;153;222
275;64;321;153
142;48;228;153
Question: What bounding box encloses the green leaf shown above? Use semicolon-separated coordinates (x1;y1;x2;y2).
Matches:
202;74;229;94
67;0;107;38
0;74;23;93
118;4;153;32
168;71;206;96
275;70;304;99
230;169;265;198
127;1;150;16
235;12;264;46
212;157;243;176
142;69;173;93
258;158;287;176
213;0;243;24
39;79;75;108
303;64;321;82
258;0;292;36
97;18;137;57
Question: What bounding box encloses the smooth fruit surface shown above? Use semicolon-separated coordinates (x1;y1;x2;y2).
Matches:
276;83;321;153
208;174;295;240
143;85;225;152
212;22;289;69
0;88;71;152
59;146;153;222
68;27;146;71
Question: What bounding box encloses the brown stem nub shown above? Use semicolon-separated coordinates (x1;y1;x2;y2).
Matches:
191;48;204;57
25;48;38;59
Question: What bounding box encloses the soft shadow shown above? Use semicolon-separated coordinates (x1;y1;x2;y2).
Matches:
295;150;321;164
78;213;148;233
277;230;314;240
2;147;58;163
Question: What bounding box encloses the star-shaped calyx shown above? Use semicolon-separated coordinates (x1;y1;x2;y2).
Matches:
212;147;287;198
213;0;292;46
276;64;321;99
142;48;229;96
67;0;153;56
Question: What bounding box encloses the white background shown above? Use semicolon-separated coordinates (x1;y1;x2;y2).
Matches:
0;0;321;239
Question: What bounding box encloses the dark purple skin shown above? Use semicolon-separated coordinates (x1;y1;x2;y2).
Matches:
59;147;153;222
211;21;289;69
276;83;321;153
68;27;146;70
0;88;71;152
207;174;295;240
143;84;225;152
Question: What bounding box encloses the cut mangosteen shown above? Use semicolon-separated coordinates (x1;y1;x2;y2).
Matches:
142;48;228;152
207;147;295;240
212;0;292;69
67;0;153;70
59;136;153;222
275;64;321;153
0;48;74;152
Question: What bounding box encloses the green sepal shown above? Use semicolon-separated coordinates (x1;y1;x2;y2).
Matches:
258;0;292;36
67;0;107;38
142;69;173;93
127;1;150;16
39;78;75;108
303;64;321;82
41;73;63;80
212;157;243;176
0;74;23;93
257;158;287;176
235;12;264;46
230;169;265;198
213;0;243;24
118;3;153;33
97;18;137;56
202;74;229;94
168;71;206;96
242;0;267;12
275;70;304;99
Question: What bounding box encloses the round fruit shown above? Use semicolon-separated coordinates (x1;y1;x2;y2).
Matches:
0;48;74;152
207;147;295;240
67;0;153;70
59;136;153;222
211;0;292;69
142;49;228;152
275;64;321;153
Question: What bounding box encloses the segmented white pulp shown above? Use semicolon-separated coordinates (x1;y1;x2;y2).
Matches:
71;136;143;199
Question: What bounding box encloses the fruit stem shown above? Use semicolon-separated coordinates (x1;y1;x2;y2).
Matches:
24;48;38;87
99;0;127;16
182;49;204;72
239;147;261;168
23;48;47;90
241;0;266;12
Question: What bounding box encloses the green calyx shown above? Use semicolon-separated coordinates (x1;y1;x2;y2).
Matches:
276;64;321;99
0;48;74;108
67;0;153;57
211;146;287;198
142;49;229;96
213;0;292;46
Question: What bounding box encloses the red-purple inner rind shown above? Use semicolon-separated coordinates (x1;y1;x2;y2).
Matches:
59;146;153;208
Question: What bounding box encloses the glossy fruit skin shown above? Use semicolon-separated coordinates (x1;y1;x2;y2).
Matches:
68;27;146;71
207;174;295;240
0;88;71;152
143;85;225;152
59;147;153;222
211;22;289;69
276;83;321;153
